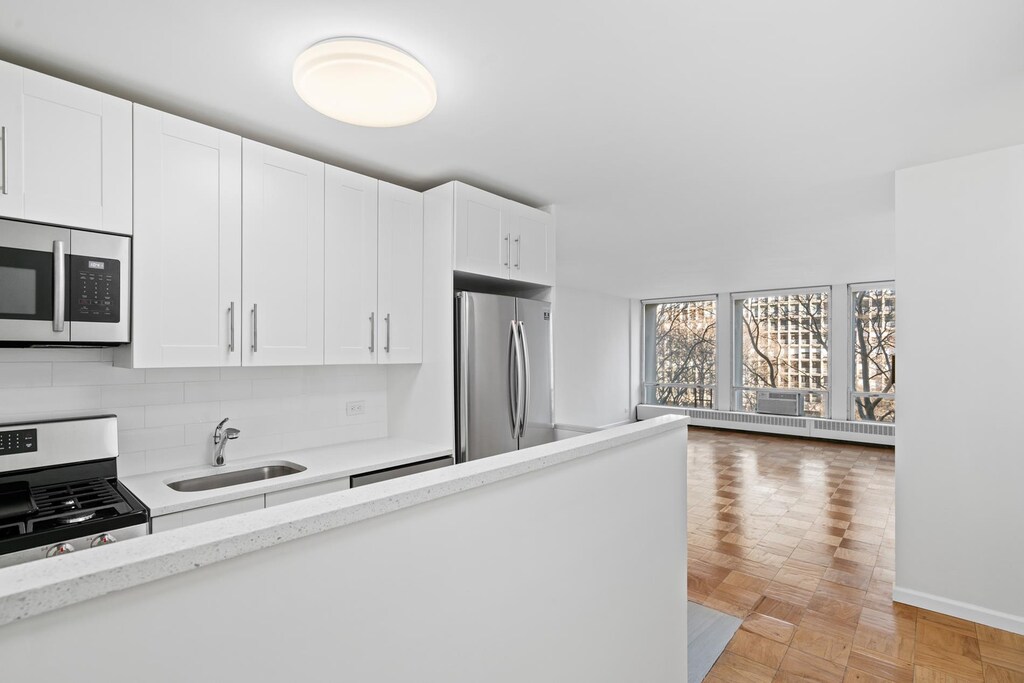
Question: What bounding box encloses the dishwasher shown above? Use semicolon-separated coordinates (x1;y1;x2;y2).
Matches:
350;456;454;488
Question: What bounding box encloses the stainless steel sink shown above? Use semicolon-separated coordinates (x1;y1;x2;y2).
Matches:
167;462;307;492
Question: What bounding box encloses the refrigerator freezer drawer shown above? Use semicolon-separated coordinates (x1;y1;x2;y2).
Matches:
350;456;454;488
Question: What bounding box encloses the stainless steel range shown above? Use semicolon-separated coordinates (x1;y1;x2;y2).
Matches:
0;415;149;568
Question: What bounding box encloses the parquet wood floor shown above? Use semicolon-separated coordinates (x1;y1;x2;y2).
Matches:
687;426;1024;683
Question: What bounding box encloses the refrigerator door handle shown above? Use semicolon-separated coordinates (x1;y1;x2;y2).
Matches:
518;320;530;438
457;295;469;463
508;320;520;438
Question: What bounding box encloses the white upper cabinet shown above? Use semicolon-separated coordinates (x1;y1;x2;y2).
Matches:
454;183;508;280
508;202;555;286
0;60;131;234
127;105;242;368
452;182;554;286
324;165;378;365
378;181;423;364
242;140;325;366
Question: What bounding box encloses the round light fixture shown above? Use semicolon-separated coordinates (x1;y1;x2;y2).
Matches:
293;37;437;128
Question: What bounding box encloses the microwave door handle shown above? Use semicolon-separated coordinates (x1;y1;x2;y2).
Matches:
53;240;65;333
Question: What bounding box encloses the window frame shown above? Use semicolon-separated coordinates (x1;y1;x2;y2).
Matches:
641;294;719;410
848;281;896;423
730;285;833;418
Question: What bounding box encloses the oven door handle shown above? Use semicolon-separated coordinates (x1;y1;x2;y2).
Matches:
53;240;65;333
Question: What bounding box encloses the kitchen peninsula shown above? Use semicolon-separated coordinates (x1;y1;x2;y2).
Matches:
0;417;688;682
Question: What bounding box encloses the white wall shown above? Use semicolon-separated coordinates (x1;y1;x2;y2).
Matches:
895;144;1024;634
0;348;387;476
0;426;688;682
553;286;635;428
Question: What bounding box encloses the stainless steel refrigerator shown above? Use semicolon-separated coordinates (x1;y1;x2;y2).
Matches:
455;291;554;462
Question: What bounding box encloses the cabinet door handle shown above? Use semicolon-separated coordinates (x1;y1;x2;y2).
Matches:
503;234;510;268
1;125;7;196
384;313;391;353
251;304;258;352
53;240;65;333
368;312;375;352
514;235;521;270
228;302;236;352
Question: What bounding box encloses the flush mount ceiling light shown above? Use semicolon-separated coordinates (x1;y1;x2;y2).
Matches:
292;37;437;128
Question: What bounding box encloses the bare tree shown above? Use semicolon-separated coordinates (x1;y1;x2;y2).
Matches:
852;289;895;422
739;293;829;416
649;301;717;408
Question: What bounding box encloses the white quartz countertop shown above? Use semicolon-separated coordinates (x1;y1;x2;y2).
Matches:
0;416;687;628
122;438;453;517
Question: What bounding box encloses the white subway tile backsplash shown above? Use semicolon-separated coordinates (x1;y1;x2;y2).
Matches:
184;380;252;402
0;348;390;476
118;425;185;453
303;366;387;394
145;401;222;428
0;386;102;417
219;366;301;381
286;423;387;451
0;362;52;388
143;443;210;472
101;383;184;407
184;421;220;445
219;396;285;419
117;451;148;477
251;377;305;398
108;406;147;430
145;367;222;383
52;362;145;386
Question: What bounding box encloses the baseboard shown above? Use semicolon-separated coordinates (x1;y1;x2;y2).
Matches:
893;586;1024;636
636;404;894;446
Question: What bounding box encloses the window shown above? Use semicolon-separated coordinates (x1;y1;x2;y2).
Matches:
734;289;830;417
643;298;717;408
850;284;896;422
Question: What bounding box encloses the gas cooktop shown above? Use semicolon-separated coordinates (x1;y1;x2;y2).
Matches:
0;415;149;568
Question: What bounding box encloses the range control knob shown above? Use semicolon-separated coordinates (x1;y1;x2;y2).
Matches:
46;543;75;557
90;534;116;548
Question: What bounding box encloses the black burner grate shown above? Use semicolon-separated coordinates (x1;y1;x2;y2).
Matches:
26;479;133;534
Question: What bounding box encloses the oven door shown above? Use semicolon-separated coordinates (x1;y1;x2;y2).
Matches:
0;220;71;343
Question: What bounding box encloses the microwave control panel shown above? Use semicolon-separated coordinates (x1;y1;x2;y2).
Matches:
68;255;120;323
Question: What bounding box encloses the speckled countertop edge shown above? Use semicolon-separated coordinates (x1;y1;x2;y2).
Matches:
0;416;688;627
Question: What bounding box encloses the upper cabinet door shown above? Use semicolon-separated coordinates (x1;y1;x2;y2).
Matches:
324;165;378;365
130;105;242;368
378;181;423;365
0;61;131;234
242;140;325;366
509;203;555;286
454;182;509;280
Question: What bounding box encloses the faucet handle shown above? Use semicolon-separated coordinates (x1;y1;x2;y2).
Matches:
213;417;232;445
225;427;241;440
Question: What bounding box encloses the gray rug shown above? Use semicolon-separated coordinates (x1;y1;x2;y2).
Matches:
688;601;742;683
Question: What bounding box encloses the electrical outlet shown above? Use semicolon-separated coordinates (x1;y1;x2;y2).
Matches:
346;400;366;417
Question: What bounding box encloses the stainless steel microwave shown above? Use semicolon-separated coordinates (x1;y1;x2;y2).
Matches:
0;218;130;344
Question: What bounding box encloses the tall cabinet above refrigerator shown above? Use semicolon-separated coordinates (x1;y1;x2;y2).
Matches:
455;291;554;462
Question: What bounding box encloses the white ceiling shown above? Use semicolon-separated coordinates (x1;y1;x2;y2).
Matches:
1;1;1022;299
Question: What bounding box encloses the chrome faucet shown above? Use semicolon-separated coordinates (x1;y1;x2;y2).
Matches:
212;418;240;467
